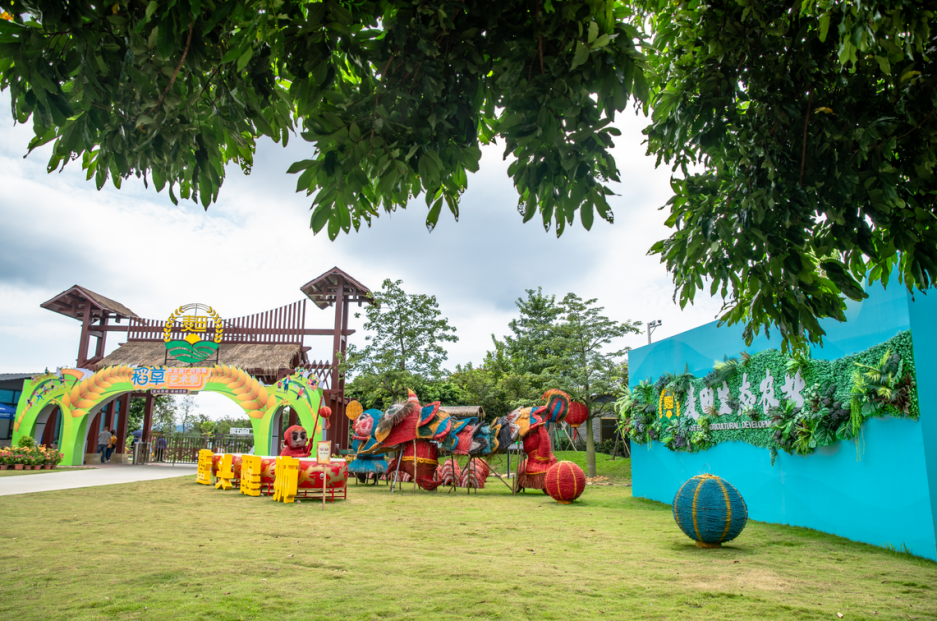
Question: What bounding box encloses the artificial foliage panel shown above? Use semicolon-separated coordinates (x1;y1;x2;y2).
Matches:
626;330;919;462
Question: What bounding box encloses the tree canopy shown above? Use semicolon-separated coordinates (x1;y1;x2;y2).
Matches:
1;1;934;350
346;277;458;378
538;292;639;475
640;0;937;350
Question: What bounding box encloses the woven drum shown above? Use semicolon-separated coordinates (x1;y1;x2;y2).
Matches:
672;474;748;548
544;461;586;504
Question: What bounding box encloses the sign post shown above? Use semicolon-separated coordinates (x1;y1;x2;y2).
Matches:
317;440;331;510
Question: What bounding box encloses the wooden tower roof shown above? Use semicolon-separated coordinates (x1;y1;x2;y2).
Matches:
40;285;139;321
300;267;376;310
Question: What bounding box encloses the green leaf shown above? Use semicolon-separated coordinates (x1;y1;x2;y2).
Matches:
588;21;599;44
591;34;610;50
311;204;331;234
157;15;175;60
818;13;831;42
426;196;442;233
237;47;254;72
571;41;589;70
580;202;594;230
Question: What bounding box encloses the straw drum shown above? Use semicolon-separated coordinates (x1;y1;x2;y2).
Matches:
672;474;748;548
544;461;586;504
437;459;461;486
459;459;490;489
399;440;439;489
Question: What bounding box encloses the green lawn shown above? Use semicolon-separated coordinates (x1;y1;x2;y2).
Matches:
442;451;630;481
1;465;935;621
553;450;631;479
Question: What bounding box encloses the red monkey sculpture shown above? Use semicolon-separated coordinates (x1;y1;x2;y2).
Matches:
279;425;313;458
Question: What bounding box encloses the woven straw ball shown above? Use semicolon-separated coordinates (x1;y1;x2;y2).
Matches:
672;474;748;548
544;461;586;504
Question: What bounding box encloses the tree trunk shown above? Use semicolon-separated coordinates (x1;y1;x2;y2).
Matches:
585;416;597;478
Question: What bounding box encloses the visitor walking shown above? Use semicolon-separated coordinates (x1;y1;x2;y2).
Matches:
105;430;117;463
155;435;168;462
97;428;111;464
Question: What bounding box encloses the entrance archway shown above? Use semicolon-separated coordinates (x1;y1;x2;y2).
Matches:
11;366;325;466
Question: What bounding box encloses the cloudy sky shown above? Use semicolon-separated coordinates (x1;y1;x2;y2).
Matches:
0;92;725;418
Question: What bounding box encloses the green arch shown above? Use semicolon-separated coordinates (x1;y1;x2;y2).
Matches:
11;366;324;466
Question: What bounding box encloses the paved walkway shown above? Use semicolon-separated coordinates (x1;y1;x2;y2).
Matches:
0;464;197;497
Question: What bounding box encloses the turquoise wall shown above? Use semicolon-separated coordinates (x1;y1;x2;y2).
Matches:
629;281;937;560
908;289;937;556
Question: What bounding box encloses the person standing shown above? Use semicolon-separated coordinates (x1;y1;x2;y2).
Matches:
155;435;168;462
97;427;111;464
105;430;117;463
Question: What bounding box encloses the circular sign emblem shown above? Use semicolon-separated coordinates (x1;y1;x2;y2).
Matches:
164;303;223;363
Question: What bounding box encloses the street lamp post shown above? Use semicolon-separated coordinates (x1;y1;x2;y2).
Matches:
647;319;662;344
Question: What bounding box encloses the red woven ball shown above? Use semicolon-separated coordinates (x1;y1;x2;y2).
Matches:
566;402;589;428
544;461;586;504
318;406;333;418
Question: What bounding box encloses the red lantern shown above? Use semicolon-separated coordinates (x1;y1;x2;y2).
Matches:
544;461;586;504
319;406;333;429
566;402;589;428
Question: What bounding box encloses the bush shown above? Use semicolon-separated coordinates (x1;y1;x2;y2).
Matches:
17;435;36;448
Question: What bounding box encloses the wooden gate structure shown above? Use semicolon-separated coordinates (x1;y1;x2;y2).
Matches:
34;267;372;460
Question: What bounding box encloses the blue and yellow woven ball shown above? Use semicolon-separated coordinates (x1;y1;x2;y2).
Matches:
673;474;748;548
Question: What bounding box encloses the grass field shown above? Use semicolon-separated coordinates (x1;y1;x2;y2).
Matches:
1;456;935;621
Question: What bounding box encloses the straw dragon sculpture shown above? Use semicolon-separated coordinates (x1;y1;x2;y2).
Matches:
350;389;570;491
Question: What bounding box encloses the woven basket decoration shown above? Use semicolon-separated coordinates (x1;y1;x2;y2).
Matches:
544;461;586;504
672;474;748;548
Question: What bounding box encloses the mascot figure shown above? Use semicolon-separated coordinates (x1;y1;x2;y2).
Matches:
280;425;313;458
346;404;388;483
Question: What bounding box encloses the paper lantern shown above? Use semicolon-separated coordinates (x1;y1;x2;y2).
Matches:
566;402;589;428
672;474;748;548
544;461;586;504
319;406;333;429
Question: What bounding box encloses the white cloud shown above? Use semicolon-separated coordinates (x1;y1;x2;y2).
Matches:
0;94;725;418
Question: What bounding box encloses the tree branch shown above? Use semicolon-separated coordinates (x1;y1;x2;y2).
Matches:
799;90;813;187
149;23;194;115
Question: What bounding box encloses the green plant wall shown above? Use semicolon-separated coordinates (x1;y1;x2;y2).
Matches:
626;330;918;461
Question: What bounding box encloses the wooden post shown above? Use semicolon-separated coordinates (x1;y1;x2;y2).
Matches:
142;392;154;443
76;303;92;367
116;395;129;454
390;450;403;493
449;453;457;493
330;278;345;448
564;425;578;451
